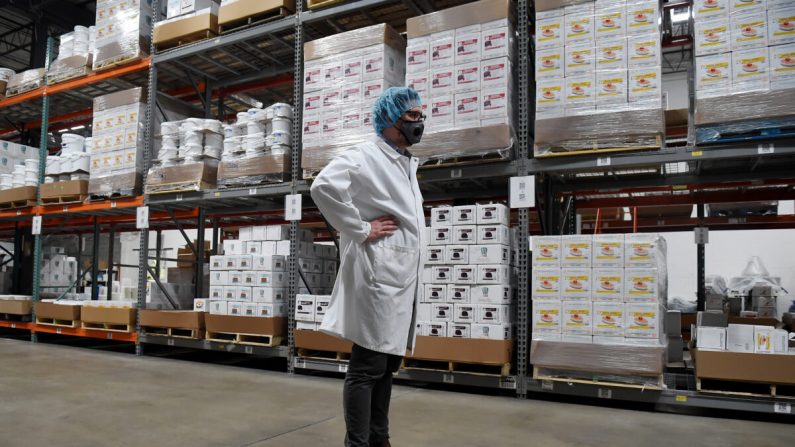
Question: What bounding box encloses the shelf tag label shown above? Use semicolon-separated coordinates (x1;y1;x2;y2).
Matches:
541;380;553;391
694;227;709;244
443;373;455;384
285;194;302;221
111;201;117;208
675;395;687;402
598;388;612;399
510;175;535;208
56;328;62;334
692;150;703;157
32;216;42;235
106;333;113;339
10;323;16;329
450;169;462;179
136;206;149;229
296;359;306;369
167;338;175;346
774;402;791;414
500;378;517;389
214;192;221;197
597;156;611;167
338;363;348;373
249;188;257;195
63;206;68;213
245;346;253;354
758;143;775;155
16;210;21;216
176;194;183;201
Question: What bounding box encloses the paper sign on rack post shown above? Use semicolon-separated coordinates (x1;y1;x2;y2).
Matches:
32;216;42;235
509;176;535;208
136;206;149;229
285;194;302;221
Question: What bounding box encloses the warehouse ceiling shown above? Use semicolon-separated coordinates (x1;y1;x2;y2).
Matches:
0;0;95;72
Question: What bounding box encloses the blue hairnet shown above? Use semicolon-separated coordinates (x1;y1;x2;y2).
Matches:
372;87;422;134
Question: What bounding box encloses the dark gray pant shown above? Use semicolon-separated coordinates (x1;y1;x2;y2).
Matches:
343;344;403;447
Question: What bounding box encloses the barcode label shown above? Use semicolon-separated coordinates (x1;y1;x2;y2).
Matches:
597;156;611;167
774;402;791;414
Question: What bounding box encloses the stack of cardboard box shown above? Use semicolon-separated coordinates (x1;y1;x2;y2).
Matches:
93;0;153;71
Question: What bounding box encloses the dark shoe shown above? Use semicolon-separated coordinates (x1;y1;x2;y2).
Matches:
370;439;391;447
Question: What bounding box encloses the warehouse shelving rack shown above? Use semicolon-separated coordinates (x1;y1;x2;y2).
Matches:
0;0;791;419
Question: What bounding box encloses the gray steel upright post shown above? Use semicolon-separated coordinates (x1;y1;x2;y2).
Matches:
515;0;531;399
136;0;160;356
287;0;305;374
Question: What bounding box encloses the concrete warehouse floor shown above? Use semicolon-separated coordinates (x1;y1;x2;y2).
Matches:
0;339;793;447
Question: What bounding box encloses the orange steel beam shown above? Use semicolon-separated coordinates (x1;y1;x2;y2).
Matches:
32;324;138;342
576;188;795;209
40;208;199;227
0;321;32;330
563;178;795;198
36;195;145;216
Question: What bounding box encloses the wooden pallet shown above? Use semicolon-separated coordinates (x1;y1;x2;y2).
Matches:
404;358;511;377
88;189;138;201
0;199;36;210
536;143;662;159
36;317;80;328
533;367;665;390
40;194;88;205
697;378;795;400
155;29;218;52
419;150;511;168
696;124;795;145
142;326;203;340
5;82;41;97
296;348;350;361
205;330;282;347
219;7;291;34
145;180;215;195
93;55;143;73
81;321;134;333
217;177;288;189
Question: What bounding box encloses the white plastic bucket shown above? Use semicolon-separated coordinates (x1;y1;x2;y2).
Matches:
71;173;89;181
83;137;93;154
268;103;293;120
75;153;90;172
48;156;61;175
205;133;223;151
161;121;180;135
0;68;15;82
61;133;85;154
271;117;291;133
25;158;39;172
247;121;266;136
267;131;291;147
60;154;74;173
223;124;235;139
270;144;290;155
202;119;222;133
236;112;250;125
44;176;55;184
0;174;13;189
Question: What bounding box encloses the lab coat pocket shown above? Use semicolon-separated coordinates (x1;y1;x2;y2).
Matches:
371;242;419;288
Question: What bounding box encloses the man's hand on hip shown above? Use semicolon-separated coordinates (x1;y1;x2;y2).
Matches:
367;215;399;242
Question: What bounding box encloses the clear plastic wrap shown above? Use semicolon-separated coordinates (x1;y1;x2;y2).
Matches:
727;256;784;296
304;23;405;62
694;88;795;142
405;0;514;39
5;69;45;96
145;159;219;194
93;0;150;71
89;88;145;196
706;275;728;295
217;153;290;187
47;28;93;85
531;339;667;379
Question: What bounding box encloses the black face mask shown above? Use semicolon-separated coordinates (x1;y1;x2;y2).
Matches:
395;119;424;146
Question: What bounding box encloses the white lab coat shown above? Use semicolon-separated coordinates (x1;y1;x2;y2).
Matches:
310;137;425;356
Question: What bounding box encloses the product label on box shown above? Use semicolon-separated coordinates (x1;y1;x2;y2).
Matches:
628;35;661;68
592;270;623;299
481;89;509;117
322;90;341;109
628;68;661;103
341;85;361;104
595;7;626;40
364;53;384;77
696;53;732;90
563;239;591;264
694;0;728;18
596;71;627;104
730;0;764;14
431;40;454;66
322;115;340;135
596;39;627;69
430;96;453;121
536;48;563;79
770;44;795;84
324;63;342;86
536;17;563;49
456;34;480;61
626;309;659;334
626;4;659;35
363;81;385;102
593;303;624;335
456;64;480;91
407;44;430;72
732;14;767;50
431;69;454;93
732;49;769;90
482;59;510;86
565;45;595;76
768;8;795;45
407;73;429;93
563;301;592;334
563;270;591;298
343;58;363;83
625;270;659;301
303;118;321;138
455;94;480;122
565;14;595;44
448;285;470;302
482;28;509;56
566;76;595;106
342;111;361;130
532;237;561;264
532;269;561;296
695;20;730;56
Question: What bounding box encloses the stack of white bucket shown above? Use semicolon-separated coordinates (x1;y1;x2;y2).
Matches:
0;159;38;190
45;134;91;183
156;118;224;166
222;103;293;161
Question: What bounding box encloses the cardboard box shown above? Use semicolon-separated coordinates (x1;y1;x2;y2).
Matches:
0;300;32;315
406;39;430;73
469;244;510;265
565;12;595;46
294;329;352;353
732;47;770;93
209;300;227;315
205;314;287;336
565;43;595;77
477;264;511;285
407;0;513;39
695;53;732;96
593;301;625;337
628;67;662;104
561;235;592;267
427;322;447;337
81;306;135;327
193;298;210;312
694;348;795;384
432;303;454;322
536;47;564;80
208;286;224;300
217;154;290;183
295;296;315;322
595;69;628;108
628;33;661;69
695;18;731;57
444;245;469;264
430;66;455;94
430;226;453;245
536;16;564;49
591;234;625;266
470;323;512;340
411;336;512;363
477;224;510;245
532;235;562;266
154;8;219;45
561;268;591;300
431;206;453;225
455;31;481;64
698;326;727;350
625;1;659;36
770;43;795;90
454;303;476;323
768;7;795;46
453;265;476;284
35;302;81;321
447;285;471;303
480;57;511;91
424;284;447;302
481;25;512;60
469;285;511;305
253;255;286;271
592;268;624;302
139;310;205;330
219;0;294;28
531;268;561;299
210;271;229;286
452;225;477;245
562;300;593;335
624;233;666;267
477;203;509;226
624;268;663;303
595;5;626;41
448;322;471;338
431;266;453;283
476;304;511;325
227;302;243;316
454;90;481;128
452;205;477;225
429;31;455;68
625;302;663;339
424;246;445;264
731;12;768;51
595;38;627;71
727;324;755;352
564;74;596;114
693;0;729;19
429;95;455;131
754;325;774;353
39;180;88;200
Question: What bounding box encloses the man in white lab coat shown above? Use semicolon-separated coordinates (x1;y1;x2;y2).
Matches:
310;87;426;447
